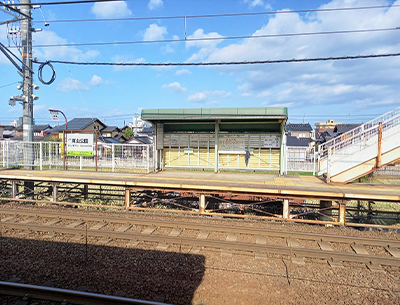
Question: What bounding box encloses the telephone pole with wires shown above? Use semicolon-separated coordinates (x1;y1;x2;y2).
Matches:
2;0;40;170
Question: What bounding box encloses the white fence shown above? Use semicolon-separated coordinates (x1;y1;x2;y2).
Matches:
0;141;154;173
286;146;316;174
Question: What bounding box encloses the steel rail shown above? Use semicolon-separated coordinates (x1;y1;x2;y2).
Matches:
1;208;399;248
2;219;400;267
0;281;170;305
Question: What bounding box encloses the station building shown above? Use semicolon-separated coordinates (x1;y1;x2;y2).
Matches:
141;107;288;174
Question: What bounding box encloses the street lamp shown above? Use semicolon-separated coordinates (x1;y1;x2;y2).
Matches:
49;109;68;170
49;109;67;130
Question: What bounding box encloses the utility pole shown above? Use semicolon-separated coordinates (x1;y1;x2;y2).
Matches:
20;0;34;170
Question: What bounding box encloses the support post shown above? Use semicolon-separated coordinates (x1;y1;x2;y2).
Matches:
214;120;220;173
376;122;382;168
52;183;58;202
125;188;131;209
282;199;290;219
199;194;206;214
12;181;18;198
339;203;346;226
83;184;89;200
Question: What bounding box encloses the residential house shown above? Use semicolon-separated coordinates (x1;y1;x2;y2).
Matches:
315;119;342;138
286;123;314;139
50;118;107;140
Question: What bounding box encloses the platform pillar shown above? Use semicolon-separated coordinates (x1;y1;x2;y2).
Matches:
319;200;333;222
339;203;346;226
52;183;58;202
11;181;18;198
125;188;131;209
199;194;206;213
83;184;89;200
282;199;290;219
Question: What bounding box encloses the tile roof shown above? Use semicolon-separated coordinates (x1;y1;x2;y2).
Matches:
286;123;313;132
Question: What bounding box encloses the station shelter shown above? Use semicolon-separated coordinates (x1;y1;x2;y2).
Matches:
141;107;288;174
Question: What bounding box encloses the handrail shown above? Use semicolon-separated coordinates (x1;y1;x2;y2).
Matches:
319;107;400;159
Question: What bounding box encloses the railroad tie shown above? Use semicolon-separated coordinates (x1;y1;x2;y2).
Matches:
141;226;156;235
384;246;400;258
1;216;15;222
66;220;85;228
367;262;385;273
90;222;107;230
157;243;169;251
45;219;61;226
197;231;209;239
169;227;182;237
20;216;37;224
116;224;132;232
318;241;334;252
222;234;238;256
98;238;112;245
351;244;369;256
287;238;305;265
127;239;139;247
328;259;344;268
189;246;201;254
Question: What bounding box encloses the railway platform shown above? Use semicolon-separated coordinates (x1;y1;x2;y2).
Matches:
0;169;399;226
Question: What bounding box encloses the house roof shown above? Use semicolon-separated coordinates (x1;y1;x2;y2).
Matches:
101;126;121;133
56;118;106;132
99;137;121;144
286;123;313;132
334;124;360;134
286;135;310;147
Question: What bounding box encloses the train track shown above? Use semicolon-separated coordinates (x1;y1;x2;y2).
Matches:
1;208;400;270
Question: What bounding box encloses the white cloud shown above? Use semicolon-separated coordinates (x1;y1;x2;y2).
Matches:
57;78;89;92
91;1;132;18
186;29;225;61
32;30;99;62
148;0;163;10
199;0;400;113
176;69;191;76
162;82;187;93
57;75;110;92
143;24;167;41
162;44;174;53
187;90;232;102
89;75;104;86
188;92;207;102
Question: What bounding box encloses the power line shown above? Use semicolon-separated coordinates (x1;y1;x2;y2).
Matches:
31;27;400;48
6;0;128;6
30;4;400;23
34;52;400;67
0;81;19;89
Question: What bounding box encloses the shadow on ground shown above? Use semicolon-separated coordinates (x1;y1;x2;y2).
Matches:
0;236;206;304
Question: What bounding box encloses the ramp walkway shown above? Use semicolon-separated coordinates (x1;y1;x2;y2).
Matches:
318;107;400;183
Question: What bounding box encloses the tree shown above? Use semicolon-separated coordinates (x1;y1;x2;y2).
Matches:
123;127;134;140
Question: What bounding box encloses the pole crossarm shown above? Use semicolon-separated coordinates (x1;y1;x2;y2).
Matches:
1;2;32;19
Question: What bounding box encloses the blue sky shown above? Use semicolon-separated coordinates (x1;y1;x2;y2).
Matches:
0;0;399;128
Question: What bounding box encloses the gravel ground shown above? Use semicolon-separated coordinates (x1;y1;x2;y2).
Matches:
0;203;399;305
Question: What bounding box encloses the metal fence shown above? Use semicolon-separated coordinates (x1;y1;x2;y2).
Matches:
0;141;154;173
286;146;316;174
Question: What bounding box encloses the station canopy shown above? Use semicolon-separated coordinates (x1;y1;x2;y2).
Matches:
141;107;288;133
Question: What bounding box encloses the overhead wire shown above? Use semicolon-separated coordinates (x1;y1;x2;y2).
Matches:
30;27;400;48
33;52;400;67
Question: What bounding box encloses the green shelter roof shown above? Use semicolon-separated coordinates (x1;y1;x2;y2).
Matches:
141;107;288;122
